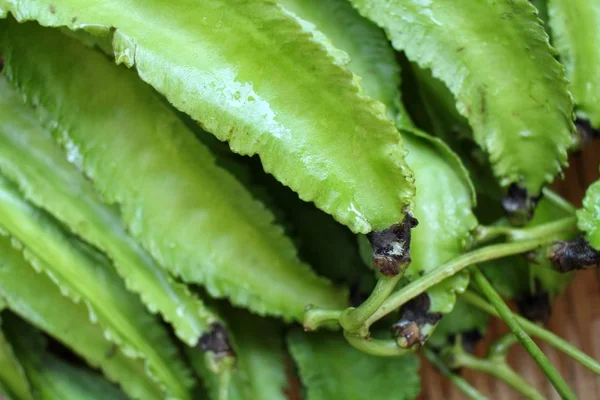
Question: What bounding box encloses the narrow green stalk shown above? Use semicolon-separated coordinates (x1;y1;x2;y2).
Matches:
542;188;577;214
474;216;577;245
471;267;577;400
340;275;402;334
508;217;577;241
453;351;544;400
343;332;413;357
424;347;489;400
303;309;342;331
364;238;549;332
487;333;519;361
462;291;600;376
218;368;231;400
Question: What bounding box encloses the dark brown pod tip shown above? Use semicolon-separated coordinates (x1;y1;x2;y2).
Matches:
550;236;600;273
198;323;235;359
367;214;418;276
456;329;483;354
0;56;4;72
501;184;540;226
517;282;551;323
392;294;442;348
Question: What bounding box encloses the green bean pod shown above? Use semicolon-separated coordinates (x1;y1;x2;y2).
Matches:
0;19;347;321
0;235;166;400
578;175;600;249
0;0;416;233
348;0;575;203
281;0;477;343
3;318;129;400
0;316;33;400
548;0;600;127
0;77;223;349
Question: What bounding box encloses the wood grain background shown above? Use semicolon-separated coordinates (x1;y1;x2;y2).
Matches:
419;141;600;399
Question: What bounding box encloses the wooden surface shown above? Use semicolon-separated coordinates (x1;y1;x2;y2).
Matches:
419;141;600;399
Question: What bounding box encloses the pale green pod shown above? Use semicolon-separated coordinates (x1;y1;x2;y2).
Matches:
3;317;128;400
578;174;600;249
548;0;600;127
0;235;165;400
0;177;193;399
0;77;221;348
278;0;411;125
0;317;33;400
0;0;416;233
281;0;477;336
348;0;574;198
0;19;348;320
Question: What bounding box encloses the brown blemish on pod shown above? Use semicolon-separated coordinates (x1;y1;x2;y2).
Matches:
367;214;418;276
550;236;600;273
198;323;235;359
392;294;442;348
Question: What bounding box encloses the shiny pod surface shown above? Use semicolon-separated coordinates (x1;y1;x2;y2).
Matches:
349;0;574;195
578;174;600;249
0;0;415;233
0;77;220;348
0;19;347;321
548;0;600;127
0;235;165;400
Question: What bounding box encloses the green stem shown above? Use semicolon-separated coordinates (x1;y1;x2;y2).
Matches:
454;351;544;400
509;217;577;241
340;275;402;334
303;308;342;332
471;267;577;400
542;188;577;214
364;238;549;332
343;332;413;357
424;347;489;400
474;217;577;245
462;291;600;376
487;333;519;361
217;367;231;400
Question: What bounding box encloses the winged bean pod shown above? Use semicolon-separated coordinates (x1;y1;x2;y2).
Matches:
0;0;416;233
0;235;165;400
0;18;348;321
348;0;575;202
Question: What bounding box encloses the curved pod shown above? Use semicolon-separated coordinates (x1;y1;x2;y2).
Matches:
348;0;574;199
0;236;166;400
0;0;415;233
281;0;477;340
0;19;347;321
548;0;600;127
0;177;192;399
0;78;221;348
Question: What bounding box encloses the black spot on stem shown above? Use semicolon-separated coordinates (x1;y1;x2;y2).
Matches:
550;236;600;273
198;323;235;359
367;214;418;276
